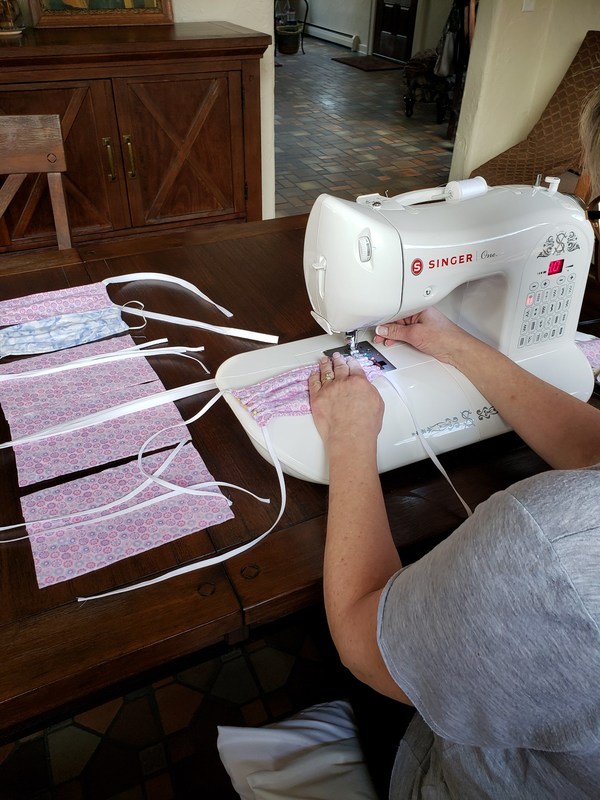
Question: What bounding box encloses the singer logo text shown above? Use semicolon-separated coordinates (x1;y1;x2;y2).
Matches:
428;253;474;269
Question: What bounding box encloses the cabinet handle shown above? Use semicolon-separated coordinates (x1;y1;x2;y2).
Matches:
102;137;116;182
123;134;137;179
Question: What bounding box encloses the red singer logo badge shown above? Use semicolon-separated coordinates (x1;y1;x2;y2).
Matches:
411;258;424;276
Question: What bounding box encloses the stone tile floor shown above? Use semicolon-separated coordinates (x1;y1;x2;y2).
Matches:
275;37;453;217
0;36;451;800
0;608;351;800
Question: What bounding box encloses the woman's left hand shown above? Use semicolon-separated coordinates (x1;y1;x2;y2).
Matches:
308;352;384;449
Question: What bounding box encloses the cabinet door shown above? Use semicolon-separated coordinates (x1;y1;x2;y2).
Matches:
113;71;246;228
0;80;131;249
373;0;419;63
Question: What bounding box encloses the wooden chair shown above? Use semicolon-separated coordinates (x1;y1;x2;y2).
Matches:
0;114;72;250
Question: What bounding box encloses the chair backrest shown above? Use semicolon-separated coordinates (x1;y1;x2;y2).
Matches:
0;114;72;250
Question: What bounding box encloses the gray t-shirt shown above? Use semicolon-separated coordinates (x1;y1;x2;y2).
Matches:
377;467;600;799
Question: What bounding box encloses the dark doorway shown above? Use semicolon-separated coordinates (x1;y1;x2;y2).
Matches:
372;0;419;64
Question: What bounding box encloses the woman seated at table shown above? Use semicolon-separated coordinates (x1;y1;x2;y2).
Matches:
308;84;600;799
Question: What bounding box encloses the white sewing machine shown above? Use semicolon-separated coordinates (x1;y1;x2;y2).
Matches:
216;178;595;483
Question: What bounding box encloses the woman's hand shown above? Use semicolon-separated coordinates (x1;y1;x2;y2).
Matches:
308;351;384;449
373;307;475;369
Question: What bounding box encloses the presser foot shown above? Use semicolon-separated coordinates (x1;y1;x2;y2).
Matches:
321;340;396;372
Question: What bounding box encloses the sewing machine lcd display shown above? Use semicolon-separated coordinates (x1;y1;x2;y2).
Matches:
216;179;595;484
548;259;564;275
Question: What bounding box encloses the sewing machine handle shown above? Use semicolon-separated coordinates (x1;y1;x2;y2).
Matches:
357;176;489;209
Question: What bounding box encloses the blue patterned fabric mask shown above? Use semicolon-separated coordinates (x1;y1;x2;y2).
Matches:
0;306;129;358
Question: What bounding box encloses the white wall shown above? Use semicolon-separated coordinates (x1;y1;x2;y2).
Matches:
300;0;374;53
304;0;451;56
412;0;452;54
451;0;600;180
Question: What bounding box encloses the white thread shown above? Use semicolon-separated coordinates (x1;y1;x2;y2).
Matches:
77;425;287;601
111;304;279;344
0;379;218;449
0;441;189;539
0;340;205;382
103;272;234;318
103;271;277;344
381;374;473;517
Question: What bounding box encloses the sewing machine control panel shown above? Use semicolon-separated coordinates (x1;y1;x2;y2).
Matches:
518;262;577;348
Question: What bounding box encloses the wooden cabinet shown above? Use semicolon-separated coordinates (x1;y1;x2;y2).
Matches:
0;22;270;252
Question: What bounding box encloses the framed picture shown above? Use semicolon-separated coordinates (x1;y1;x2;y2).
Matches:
29;0;174;27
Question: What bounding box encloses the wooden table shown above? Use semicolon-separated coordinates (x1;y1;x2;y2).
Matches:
0;216;555;741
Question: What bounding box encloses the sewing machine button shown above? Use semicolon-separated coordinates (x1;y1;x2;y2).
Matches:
526;334;535;346
526;293;535;306
541;279;550;288
551;288;559;300
535;291;542;303
523;308;531;320
543;289;551;301
532;306;540;318
557;276;566;284
519;336;525;347
542;331;550;341
521;322;528;334
529;281;539;290
567;273;576;282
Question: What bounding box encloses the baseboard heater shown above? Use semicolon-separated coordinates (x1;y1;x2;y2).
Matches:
304;23;364;53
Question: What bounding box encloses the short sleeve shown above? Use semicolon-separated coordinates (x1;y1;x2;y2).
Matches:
377;478;600;753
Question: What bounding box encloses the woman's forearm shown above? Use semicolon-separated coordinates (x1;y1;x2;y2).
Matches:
449;336;600;469
324;434;407;700
375;312;600;470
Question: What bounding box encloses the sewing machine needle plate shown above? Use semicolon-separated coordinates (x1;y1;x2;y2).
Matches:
321;340;396;372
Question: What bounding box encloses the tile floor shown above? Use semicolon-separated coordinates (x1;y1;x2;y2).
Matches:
274;37;453;217
0;37;450;800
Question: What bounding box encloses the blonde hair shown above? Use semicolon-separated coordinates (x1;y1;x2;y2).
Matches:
580;84;600;196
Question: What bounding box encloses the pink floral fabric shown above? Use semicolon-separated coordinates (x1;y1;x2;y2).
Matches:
22;445;234;588
232;357;382;426
577;337;600;381
0;282;113;325
0;293;233;589
0;337;186;485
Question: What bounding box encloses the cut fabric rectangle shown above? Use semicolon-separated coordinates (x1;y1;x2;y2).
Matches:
22;445;234;588
0;336;187;485
0;282;114;324
13;404;186;486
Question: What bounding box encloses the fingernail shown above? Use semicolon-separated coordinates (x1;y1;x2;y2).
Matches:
376;325;388;336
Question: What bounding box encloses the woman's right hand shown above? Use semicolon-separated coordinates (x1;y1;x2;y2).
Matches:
373;307;477;369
